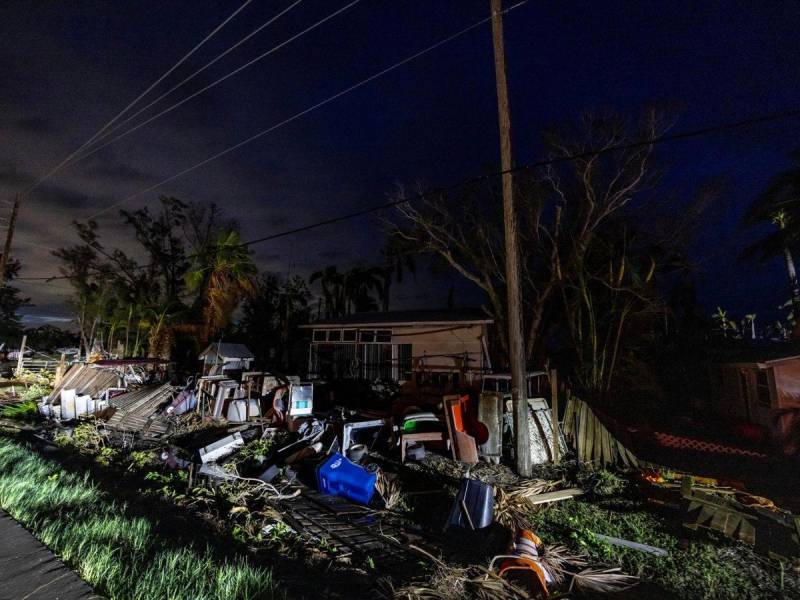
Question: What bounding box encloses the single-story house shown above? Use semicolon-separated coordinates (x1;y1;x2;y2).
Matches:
199;343;255;376
710;345;800;442
301;308;494;385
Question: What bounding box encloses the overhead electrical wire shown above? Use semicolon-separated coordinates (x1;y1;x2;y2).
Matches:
20;0;255;198
67;0;364;172
76;0;306;155
86;0;528;219
15;104;800;283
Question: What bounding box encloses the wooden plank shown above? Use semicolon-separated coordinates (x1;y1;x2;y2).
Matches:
527;488;584;505
593;414;603;464
593;533;668;556
604;426;614;466
581;402;593;463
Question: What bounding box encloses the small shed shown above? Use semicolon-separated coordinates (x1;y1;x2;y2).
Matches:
199;343;255;376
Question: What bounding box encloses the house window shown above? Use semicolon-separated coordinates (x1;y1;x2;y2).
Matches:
312;330;326;342
343;329;357;342
359;329;392;343
756;369;771;407
397;344;412;380
328;330;341;342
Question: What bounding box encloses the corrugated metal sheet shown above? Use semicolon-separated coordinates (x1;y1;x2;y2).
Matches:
105;384;176;437
47;364;120;404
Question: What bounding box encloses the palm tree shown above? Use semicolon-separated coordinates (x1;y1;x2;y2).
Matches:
713;306;737;338
743;151;800;318
276;275;310;368
744;313;757;340
380;237;416;311
310;265;345;318
186;229;258;341
343;266;382;313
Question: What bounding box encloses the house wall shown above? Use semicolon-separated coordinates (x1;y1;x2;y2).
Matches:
771;360;800;435
392;324;486;374
307;322;488;382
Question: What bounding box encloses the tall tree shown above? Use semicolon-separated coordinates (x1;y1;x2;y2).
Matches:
186;229;258;341
742;152;800;320
343;265;382;313
0;260;29;339
391;110;667;367
121;196;190;308
310;265;345;318
379;237;416;311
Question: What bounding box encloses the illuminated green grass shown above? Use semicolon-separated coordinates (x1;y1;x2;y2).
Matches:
0;438;281;600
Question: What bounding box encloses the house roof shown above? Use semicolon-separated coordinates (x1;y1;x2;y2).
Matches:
301;308;493;328
199;342;255;360
713;342;800;365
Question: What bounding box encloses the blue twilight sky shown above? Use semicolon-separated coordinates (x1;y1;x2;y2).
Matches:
1;1;799;326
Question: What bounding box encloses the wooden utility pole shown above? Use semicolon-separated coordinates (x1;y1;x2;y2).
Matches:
491;0;531;477
0;194;21;286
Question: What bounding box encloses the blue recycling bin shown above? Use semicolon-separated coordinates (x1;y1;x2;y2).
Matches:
316;452;377;505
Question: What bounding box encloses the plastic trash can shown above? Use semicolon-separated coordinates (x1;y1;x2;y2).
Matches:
316;452;377;505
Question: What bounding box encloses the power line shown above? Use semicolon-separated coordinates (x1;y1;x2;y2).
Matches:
69;0;364;178
239;107;800;247
86;1;526;219
79;0;305;155
21;0;255;198
15;104;800;283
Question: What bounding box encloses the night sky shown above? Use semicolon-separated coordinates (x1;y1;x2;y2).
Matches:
2;1;799;327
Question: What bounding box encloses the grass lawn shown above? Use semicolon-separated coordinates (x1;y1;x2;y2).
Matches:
528;472;799;599
0;436;282;600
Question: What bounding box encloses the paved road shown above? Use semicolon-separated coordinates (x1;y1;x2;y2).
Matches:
0;510;99;600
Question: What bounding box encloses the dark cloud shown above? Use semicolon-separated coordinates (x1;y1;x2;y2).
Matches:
1;1;799;323
12;116;53;135
80;159;156;185
32;183;113;212
317;249;352;261
0;166;34;188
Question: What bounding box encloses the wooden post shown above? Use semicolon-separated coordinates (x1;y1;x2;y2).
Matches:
15;334;26;376
491;0;530;477
54;352;66;387
550;368;560;464
0;194;20;286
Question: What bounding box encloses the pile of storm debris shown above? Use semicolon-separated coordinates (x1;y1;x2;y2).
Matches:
27;361;800;598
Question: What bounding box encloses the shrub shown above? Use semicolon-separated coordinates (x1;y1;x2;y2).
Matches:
0;400;38;420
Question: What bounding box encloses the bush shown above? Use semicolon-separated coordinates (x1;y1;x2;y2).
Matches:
20;383;51;403
15;369;55;388
0;400;38;420
577;467;628;497
54;423;105;451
